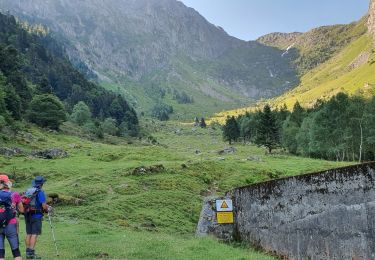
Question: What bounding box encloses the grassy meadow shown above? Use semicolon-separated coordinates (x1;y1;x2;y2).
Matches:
0;120;351;259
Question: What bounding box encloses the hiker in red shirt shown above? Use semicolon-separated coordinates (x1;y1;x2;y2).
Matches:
0;174;24;260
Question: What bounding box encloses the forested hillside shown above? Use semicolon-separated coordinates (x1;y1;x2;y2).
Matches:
0;12;138;135
224;93;375;162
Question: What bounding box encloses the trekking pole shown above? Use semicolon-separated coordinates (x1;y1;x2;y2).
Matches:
47;211;59;256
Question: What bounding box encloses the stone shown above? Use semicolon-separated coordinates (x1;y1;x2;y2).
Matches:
131;164;165;175
31;148;68;159
348;51;370;70
247;155;262;162
218;147;237;155
0;147;25;157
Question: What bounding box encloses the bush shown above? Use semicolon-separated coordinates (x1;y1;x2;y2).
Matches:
101;118;118;136
151;103;173;121
27;94;66;130
70;101;92;126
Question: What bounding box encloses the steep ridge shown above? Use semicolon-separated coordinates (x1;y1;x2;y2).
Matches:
0;0;298;118
211;7;374;123
369;0;375;42
258;19;368;74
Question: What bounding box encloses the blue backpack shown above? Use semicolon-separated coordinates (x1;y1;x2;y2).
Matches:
0;190;15;227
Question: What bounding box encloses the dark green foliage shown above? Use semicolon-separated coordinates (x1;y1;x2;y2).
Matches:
102;118;118;136
36;77;53;94
281;102;304;154
199;118;207;128
145;82;166;100
238;115;252;143
223;116;240;145
0;74;8;116
27;94;66;129
276;104;290;123
0;45;31;112
0;12;138;134
281;118;299;154
254;105;280;153
4;83;21;120
70;101;92;126
173;90;194;104
289;101;305;127
234;92;375;161
151;103;173;121
0;115;5;130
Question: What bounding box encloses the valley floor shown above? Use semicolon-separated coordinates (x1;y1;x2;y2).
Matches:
0;120;350;259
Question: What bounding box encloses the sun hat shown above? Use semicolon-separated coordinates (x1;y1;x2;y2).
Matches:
0;174;9;183
32;176;46;187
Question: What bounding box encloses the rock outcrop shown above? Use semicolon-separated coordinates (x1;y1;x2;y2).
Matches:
31;149;68;159
368;0;375;43
0;147;25;157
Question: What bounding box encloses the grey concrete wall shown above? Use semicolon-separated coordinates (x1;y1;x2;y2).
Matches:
232;163;375;259
197;163;375;259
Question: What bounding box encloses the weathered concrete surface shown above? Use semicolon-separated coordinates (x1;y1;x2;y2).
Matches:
232;163;375;259
198;163;375;259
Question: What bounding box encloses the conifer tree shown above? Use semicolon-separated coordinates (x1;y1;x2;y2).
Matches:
199;118;207;128
223;116;240;144
255;104;280;153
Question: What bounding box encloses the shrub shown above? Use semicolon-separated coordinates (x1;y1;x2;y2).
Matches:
27;94;66;130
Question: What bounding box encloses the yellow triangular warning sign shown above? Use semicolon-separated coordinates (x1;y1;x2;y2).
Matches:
221;201;229;209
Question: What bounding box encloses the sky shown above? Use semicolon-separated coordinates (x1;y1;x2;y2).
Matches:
179;0;370;41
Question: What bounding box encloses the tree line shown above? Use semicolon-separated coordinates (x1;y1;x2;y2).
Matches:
223;93;375;162
0;12;138;136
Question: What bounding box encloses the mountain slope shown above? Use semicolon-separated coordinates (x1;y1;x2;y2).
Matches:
268;33;375;109
210;5;375;123
0;12;138;130
0;0;298;118
258;18;368;75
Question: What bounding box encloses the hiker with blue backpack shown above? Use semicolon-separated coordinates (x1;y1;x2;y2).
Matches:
0;174;24;260
23;176;52;259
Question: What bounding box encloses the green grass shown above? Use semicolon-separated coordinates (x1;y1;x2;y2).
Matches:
0;121;351;259
3;218;274;260
270;34;375;109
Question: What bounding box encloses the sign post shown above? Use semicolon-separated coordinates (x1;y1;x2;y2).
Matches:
216;199;234;224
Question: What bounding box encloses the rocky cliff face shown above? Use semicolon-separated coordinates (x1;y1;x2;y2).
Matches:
0;0;298;103
0;0;243;79
368;0;375;43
